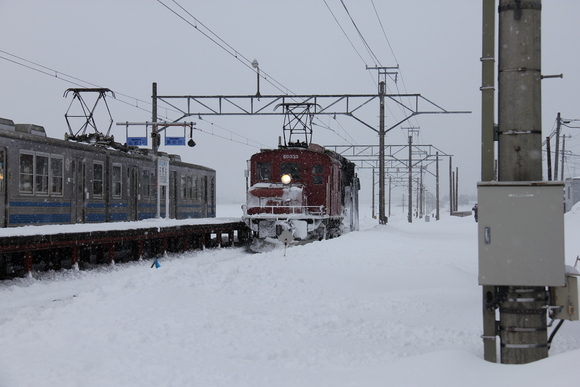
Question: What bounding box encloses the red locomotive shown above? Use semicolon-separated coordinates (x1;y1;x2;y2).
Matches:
242;140;359;251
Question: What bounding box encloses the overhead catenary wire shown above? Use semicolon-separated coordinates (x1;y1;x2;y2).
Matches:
159;0;359;147
340;0;382;67
0;49;269;149
158;0;294;96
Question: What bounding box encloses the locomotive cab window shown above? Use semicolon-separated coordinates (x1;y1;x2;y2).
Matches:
280;162;301;180
257;162;271;181
312;164;324;185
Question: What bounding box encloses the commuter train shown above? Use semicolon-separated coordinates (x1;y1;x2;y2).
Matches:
242;141;359;251
0;117;215;227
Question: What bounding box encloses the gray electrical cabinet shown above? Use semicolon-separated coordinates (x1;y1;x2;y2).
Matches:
478;182;565;286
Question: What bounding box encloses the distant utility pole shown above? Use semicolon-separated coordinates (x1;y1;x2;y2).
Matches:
367;66;398;225
435;152;440;220
408;135;413;223
554;112;561;179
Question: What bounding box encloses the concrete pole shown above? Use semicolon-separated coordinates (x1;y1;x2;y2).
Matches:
372;166;376;219
554;112;561;179
379;81;387;224
388;176;392;217
152;82;161;219
546;136;552;181
407;135;413;223
497;0;548;364
419;167;424;218
481;0;496;182
497;0;542;182
455;167;459;212
152;82;158;156
435;152;440;221
449;157;453;215
561;135;566;181
482;2;498;350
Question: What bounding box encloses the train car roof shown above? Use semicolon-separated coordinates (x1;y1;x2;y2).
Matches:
0;122;214;172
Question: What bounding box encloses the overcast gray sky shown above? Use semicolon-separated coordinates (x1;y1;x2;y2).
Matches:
1;1;579;208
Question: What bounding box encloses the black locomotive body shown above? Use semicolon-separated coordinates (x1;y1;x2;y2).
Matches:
0;117;215;227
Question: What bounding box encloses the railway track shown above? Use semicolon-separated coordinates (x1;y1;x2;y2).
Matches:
0;219;251;278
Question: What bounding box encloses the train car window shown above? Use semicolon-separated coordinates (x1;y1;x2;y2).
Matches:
142;169;150;198
93;162;104;197
19;152;34;194
280;162;301;180
187;176;193;199
211;176;215;206
257;162;271;180
181;175;186;199
50;156;64;195
35;154;49;195
112;164;122;198
193;177;198;200
313;164;323;174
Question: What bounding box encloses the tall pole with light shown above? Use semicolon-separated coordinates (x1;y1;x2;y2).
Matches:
252;59;260;97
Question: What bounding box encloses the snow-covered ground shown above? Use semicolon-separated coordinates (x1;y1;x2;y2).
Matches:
1;204;580;387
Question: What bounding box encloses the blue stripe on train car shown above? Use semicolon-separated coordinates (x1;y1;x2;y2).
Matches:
177;212;202;218
177;204;202;219
86;213;106;222
8;201;71;224
109;213;128;221
9;201;71;207
9;213;71;224
86;203;106;208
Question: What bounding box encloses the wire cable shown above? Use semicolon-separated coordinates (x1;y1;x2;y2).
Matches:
340;0;382;66
0;49;269;149
159;0;295;96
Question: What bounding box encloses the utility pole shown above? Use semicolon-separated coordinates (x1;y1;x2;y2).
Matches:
546;136;552;180
419;166;424;218
449;157;453;215
480;0;550;365
407;135;413;223
554;112;561;179
455;167;459;211
379;81;387;224
435;152;440;220
498;0;546;364
561;135;567;181
152;82;159;155
372;166;376;219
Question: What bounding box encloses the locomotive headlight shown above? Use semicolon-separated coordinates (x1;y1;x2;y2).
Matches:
281;174;292;184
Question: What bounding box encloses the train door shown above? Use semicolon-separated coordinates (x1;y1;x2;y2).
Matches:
71;158;86;223
127;166;138;221
202;175;208;217
170;170;177;219
210;176;215;217
0;147;6;227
